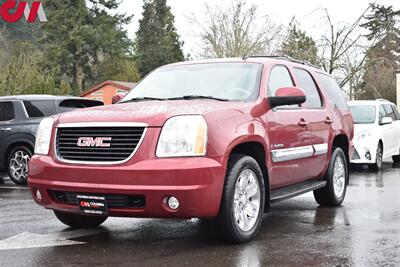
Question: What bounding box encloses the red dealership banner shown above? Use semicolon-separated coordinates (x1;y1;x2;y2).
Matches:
0;0;47;23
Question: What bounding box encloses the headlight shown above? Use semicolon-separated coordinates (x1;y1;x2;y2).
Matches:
156;115;207;157
355;131;372;140
34;118;55;155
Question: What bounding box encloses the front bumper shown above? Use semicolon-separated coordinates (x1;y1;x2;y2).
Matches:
350;138;377;164
28;155;226;218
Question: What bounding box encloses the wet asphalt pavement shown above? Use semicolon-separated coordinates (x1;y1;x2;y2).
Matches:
1;161;400;267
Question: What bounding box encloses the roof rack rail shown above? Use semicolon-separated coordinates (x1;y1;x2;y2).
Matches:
243;55;319;69
376;98;389;101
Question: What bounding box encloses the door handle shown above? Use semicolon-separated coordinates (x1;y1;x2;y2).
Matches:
298;119;308;127
325;117;333;124
0;128;11;132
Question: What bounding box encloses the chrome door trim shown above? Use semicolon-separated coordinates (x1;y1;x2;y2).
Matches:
271;146;314;162
271;143;329;162
313;143;328;156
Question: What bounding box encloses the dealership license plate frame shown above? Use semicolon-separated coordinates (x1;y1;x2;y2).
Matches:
77;195;108;215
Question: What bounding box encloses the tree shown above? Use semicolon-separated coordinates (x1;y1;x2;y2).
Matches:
94;56;141;83
41;0;132;93
319;8;372;90
193;0;282;58
357;4;400;102
135;0;184;76
280;19;319;65
0;43;54;96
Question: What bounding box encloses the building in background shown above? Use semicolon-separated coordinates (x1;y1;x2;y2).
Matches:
80;81;137;105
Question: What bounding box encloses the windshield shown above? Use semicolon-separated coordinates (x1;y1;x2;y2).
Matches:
122;63;263;102
349;105;376;124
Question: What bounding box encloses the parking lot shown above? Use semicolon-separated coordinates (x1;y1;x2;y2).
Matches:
1;162;400;267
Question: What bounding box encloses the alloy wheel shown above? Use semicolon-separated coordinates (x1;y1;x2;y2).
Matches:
233;169;261;232
9;150;31;183
333;156;346;199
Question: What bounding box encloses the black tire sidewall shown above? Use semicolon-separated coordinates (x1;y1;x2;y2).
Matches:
219;155;265;243
7;146;32;185
327;147;348;204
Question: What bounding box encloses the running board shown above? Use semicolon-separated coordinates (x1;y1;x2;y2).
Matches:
270;180;327;203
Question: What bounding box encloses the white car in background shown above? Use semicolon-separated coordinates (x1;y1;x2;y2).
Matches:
349;99;400;170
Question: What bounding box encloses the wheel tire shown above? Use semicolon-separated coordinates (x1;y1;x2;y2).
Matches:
392;152;400;163
369;143;383;171
314;147;348;207
7;146;32;185
54;211;108;228
215;154;265;243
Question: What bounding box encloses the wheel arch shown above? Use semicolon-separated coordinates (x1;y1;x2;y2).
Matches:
228;140;270;211
332;134;350;184
4;140;34;171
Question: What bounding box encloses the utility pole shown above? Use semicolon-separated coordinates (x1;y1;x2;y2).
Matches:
397;70;400;107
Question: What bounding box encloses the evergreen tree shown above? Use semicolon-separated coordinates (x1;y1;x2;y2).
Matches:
135;0;184;76
358;4;400;102
280;19;320;66
41;0;132;92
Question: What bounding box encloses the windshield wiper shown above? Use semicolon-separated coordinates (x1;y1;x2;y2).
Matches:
121;97;166;103
167;95;229;101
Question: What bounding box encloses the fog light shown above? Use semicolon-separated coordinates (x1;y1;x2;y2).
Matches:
167;197;180;210
365;152;371;160
36;189;42;200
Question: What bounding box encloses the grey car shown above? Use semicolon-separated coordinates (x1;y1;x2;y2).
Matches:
0;95;103;185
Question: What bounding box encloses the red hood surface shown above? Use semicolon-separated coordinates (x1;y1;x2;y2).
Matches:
56;100;240;127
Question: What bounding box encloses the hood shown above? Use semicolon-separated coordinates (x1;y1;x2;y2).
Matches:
353;123;375;135
56;100;240;126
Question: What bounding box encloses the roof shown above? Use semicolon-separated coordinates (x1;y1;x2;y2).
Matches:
165;56;329;75
81;80;137;97
348;99;394;106
0;95;98;101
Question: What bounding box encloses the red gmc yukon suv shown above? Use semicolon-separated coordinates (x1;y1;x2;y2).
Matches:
28;57;353;243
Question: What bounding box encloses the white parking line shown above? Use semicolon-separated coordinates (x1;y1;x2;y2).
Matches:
0;186;29;190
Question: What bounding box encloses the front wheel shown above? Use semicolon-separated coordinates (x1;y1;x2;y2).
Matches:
216;154;265;243
314;147;348;207
7;146;32;185
369;143;383;171
54;211;108;228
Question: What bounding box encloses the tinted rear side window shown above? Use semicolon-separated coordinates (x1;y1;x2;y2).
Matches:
0;102;15;121
316;73;348;110
23;100;56;118
392;105;400;120
293;68;322;109
58;99;103;113
383;104;396;121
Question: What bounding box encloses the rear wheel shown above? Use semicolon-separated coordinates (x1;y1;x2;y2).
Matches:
7;146;32;185
215;154;265;243
392;148;400;163
369;143;383;171
54;211;108;228
314;147;348;207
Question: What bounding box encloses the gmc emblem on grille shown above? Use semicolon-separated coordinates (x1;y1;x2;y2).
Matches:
77;137;112;147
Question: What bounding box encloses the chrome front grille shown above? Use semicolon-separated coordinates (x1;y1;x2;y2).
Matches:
56;124;146;163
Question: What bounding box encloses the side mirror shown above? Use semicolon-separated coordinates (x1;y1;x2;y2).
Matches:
269;87;306;108
112;93;125;104
380;117;393;125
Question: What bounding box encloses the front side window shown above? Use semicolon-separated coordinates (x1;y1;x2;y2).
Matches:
267;65;294;96
349;105;376;124
293;68;322;109
122;63;263;102
23;100;56;118
0;101;15;121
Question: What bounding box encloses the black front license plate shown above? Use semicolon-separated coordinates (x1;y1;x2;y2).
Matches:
77;195;108;215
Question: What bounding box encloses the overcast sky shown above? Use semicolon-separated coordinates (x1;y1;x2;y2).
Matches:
118;0;400;57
